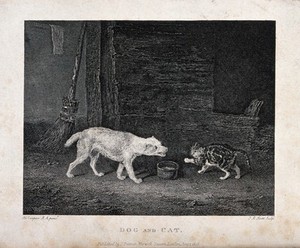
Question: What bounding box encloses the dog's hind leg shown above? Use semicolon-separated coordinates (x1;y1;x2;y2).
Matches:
117;162;126;180
66;139;89;178
89;152;104;177
66;154;89;178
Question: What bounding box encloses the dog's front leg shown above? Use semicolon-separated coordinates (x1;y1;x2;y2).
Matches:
124;159;142;184
117;162;126;180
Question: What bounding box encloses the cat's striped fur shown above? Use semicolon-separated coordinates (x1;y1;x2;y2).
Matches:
184;143;251;180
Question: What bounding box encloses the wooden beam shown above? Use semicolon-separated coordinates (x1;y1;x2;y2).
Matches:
100;21;120;129
85;21;103;127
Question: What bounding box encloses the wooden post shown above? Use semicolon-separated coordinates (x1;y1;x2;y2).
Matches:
100;21;120;129
86;22;103;127
67;22;86;101
85;21;119;129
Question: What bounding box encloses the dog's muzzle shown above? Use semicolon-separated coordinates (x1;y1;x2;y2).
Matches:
157;146;168;157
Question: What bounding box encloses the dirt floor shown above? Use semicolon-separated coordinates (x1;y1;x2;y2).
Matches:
23;126;274;216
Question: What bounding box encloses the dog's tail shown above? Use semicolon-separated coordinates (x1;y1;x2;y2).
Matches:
64;132;82;147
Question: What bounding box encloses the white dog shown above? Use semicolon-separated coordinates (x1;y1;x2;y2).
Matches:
64;127;168;183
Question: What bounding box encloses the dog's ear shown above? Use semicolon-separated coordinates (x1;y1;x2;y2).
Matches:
146;144;153;149
145;143;154;151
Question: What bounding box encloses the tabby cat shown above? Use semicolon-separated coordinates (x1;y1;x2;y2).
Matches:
184;143;251;180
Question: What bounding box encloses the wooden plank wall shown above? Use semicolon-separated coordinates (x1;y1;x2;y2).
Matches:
114;22;216;118
112;21;259;159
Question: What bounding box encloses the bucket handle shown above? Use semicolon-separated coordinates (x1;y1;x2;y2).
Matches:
173;166;178;179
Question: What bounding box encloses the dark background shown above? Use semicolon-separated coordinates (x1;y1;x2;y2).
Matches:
25;21;275;124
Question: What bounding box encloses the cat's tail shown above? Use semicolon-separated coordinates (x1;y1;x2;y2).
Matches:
235;149;252;172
